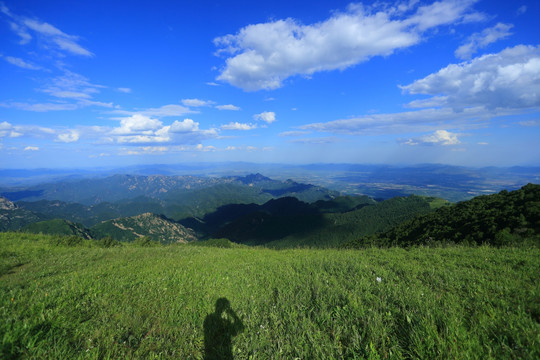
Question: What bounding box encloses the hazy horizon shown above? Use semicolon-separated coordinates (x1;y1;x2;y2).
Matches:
1;1;539;168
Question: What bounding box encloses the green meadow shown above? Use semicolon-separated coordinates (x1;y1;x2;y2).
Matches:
1;232;539;359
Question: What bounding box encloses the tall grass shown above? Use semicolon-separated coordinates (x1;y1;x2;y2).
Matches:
1;232;539;359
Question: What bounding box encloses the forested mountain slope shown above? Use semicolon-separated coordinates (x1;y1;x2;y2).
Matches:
0;197;46;231
91;213;197;244
212;195;445;247
343;183;540;248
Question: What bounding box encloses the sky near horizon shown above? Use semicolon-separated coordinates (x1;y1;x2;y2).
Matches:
1;0;539;168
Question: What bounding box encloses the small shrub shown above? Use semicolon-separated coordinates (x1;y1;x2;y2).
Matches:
49;235;83;247
97;236;122;248
133;236;160;247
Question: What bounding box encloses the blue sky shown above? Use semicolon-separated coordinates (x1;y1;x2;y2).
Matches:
1;0;539;168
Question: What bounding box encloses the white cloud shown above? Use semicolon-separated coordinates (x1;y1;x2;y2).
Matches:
115;114;162;133
88;152;110;158
519;120;540;127
4;56;41;70
78;99;113;108
216;104;240;111
181;98;214;107
299;45;537;135
423;130;460;145
279;130;311;137
221;122;257;130
112;104;194;118
301;106;498;135
7;22;32;44
22;18;93;56
169;119;199;133
56;130;80;143
196;144;216;152
402;45;540;111
214;0;481;90
455;23;513;60
117;87;132;93
478;142;489;145
119;146;169;155
111;114;163;137
109;115;217;145
2;4;92;56
46;91;91;99
24;146;39;151
253;111;276;124
291;137;342;144
401;130;461;146
516;5;527;15
35;71;111;109
0;121;14;137
0;102;79;112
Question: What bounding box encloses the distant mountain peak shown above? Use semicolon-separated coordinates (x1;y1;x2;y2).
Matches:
235;173;272;184
0;197;16;210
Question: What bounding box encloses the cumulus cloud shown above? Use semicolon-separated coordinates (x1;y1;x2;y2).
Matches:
455;23;513;60
181;98;214;107
214;0;481;90
0;121;20;137
169;119;199;133
24;146;39;151
56;130;80;143
401;130;461;146
253;111;276;124
221;122;257;130
216;104;240;111
402;45;540;111
109;115;217;145
302;44;540;136
111;114;163;136
196;144;217;152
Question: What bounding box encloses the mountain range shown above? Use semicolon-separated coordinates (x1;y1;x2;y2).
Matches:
1;172;539;249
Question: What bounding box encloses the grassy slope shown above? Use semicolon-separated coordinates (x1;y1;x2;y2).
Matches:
1;232;539;359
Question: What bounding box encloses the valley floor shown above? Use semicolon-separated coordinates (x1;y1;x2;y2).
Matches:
1;233;539;359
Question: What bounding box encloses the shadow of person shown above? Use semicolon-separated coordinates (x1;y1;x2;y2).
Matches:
204;298;244;360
